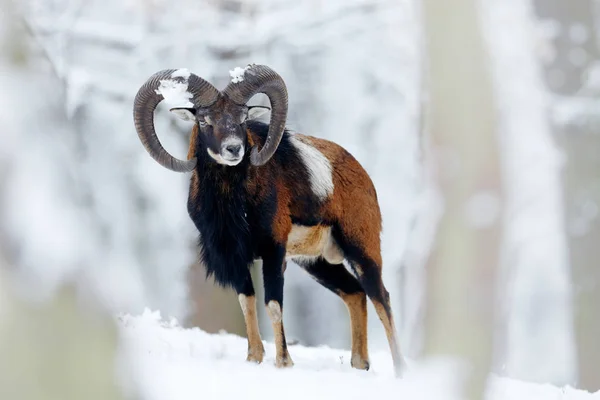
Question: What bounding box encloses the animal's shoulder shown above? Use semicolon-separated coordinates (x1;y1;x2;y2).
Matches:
246;120;346;164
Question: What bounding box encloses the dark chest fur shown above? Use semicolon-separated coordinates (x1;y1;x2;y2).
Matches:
187;121;320;288
187;160;257;288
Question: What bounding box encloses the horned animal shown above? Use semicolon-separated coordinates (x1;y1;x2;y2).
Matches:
133;64;406;375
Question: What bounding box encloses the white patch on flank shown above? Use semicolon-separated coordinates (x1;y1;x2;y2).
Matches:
171;68;191;79
155;79;194;108
323;240;344;264
290;136;334;200
286;224;344;264
229;66;250;83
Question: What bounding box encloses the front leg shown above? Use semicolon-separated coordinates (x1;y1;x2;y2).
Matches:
262;243;294;368
234;271;265;364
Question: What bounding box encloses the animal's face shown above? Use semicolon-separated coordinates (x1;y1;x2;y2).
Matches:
134;64;288;172
171;98;271;167
171;98;249;166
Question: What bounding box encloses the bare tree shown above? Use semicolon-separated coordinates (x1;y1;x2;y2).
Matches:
421;0;503;398
534;0;600;391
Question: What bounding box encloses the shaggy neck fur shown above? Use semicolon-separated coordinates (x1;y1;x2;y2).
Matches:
188;132;254;289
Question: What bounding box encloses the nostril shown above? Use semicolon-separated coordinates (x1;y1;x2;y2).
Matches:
225;144;242;155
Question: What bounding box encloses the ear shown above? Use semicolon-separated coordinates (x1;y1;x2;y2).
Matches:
248;105;271;120
170;107;196;122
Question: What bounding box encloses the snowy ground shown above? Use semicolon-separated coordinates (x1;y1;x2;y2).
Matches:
118;311;598;400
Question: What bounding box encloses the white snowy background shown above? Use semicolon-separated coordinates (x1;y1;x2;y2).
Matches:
0;0;599;399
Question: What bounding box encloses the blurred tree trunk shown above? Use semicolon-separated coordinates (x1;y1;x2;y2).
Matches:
565;100;600;393
534;0;600;391
0;3;126;400
0;283;126;400
421;0;503;399
187;261;247;336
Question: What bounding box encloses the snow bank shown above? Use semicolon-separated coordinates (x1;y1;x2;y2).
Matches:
118;311;598;400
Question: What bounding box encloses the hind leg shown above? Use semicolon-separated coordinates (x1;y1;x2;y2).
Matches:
297;257;370;370
351;259;406;377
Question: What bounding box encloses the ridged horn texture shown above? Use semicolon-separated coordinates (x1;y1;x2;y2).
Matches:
223;65;288;166
133;69;220;172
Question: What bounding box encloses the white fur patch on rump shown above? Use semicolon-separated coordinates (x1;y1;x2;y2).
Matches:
290;136;334;200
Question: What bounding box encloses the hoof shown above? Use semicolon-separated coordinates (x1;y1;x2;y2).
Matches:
246;345;265;364
351;355;370;371
275;353;294;368
246;353;264;364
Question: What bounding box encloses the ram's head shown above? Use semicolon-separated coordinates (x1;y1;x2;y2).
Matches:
133;64;288;171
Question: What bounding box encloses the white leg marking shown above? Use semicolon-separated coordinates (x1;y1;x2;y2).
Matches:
238;294;249;313
266;300;282;323
290;136;334;200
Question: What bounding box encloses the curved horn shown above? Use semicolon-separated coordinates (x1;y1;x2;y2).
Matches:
133;69;220;172
223;65;288;166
